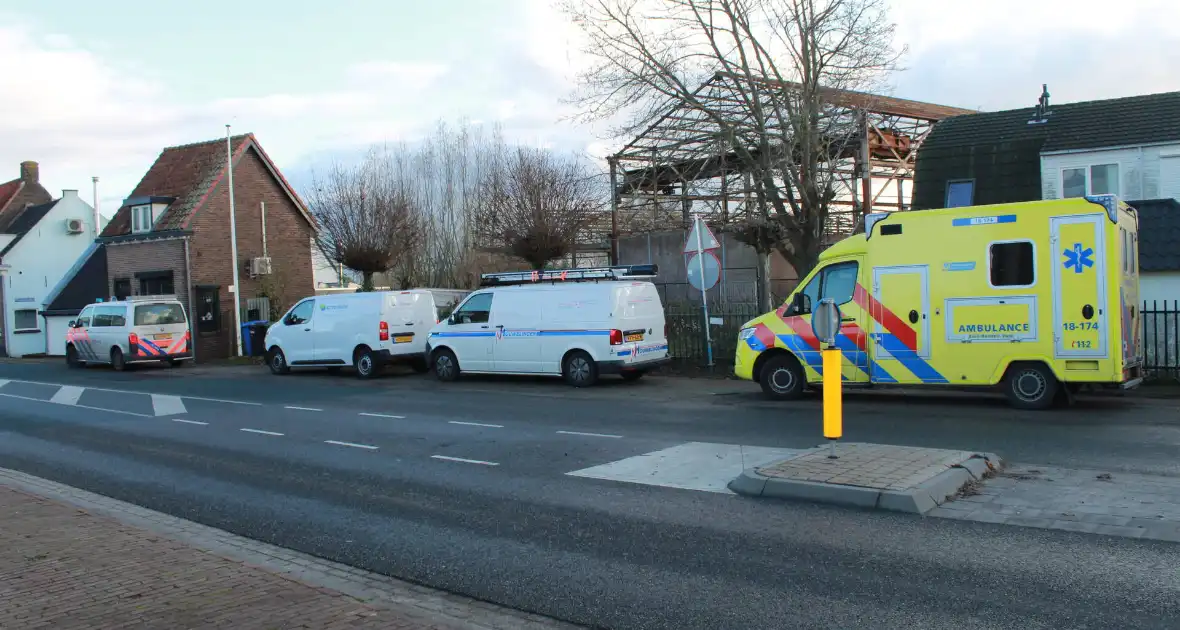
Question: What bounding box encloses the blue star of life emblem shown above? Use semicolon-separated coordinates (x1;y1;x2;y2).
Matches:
1062;242;1094;274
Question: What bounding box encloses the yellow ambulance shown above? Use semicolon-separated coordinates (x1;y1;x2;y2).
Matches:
734;195;1142;409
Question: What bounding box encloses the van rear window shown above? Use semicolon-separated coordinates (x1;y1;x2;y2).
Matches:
135;304;186;326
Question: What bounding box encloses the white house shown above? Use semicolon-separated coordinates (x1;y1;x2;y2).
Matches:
0;190;102;357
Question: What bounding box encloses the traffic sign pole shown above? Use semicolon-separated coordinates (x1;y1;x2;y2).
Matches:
694;216;714;368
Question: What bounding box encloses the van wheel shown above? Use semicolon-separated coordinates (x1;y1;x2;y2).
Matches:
1004;363;1058;410
563;351;598;388
268;347;290;375
433;349;460;382
759;354;805;400
354;347;381;379
66;345;83;368
110;347;126;372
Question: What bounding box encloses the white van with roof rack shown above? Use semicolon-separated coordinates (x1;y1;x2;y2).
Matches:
425;265;670;387
65;295;192;370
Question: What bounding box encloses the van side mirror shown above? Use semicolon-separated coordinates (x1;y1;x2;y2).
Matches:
67;320;76;328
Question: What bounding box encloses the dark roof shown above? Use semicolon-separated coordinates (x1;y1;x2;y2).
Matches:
0;199;58;257
43;244;109;316
101;133;313;238
911;90;1180;210
0;179;21;218
1129;199;1180;272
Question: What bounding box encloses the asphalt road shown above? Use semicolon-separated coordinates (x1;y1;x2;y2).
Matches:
1;361;1179;629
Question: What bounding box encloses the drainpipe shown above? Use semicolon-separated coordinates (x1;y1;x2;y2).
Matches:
184;236;197;363
261;201;268;258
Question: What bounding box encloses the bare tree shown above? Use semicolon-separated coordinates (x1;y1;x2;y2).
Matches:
473;147;602;270
306;148;423;291
562;0;904;303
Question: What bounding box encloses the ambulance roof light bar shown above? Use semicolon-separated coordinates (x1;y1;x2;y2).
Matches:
479;264;658;287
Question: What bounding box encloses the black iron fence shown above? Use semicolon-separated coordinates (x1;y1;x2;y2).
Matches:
1144;300;1179;379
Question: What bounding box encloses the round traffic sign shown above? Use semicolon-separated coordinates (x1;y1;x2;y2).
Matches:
811;298;841;345
686;251;721;291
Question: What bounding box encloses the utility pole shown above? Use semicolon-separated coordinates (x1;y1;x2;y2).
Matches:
226;125;244;357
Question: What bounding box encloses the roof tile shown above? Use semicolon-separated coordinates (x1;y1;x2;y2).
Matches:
1130;199;1180;273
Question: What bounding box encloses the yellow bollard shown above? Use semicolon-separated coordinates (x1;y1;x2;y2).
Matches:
822;348;842;457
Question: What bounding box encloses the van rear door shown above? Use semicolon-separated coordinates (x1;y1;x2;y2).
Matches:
386;292;429;355
614;282;668;365
133;302;190;356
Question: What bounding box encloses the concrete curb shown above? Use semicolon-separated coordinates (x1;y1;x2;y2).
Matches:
728;452;1005;515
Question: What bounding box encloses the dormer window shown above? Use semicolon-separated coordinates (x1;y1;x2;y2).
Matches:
131;204;153;233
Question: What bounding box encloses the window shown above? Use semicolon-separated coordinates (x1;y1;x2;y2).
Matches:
787;261;860;315
14;309;38;331
134;303;184;326
113;278;132;301
131;205;153;233
989;241;1035;287
945;180;975;208
75;306;93;328
91;305;126;328
196;287;221;333
138;271;174;296
285;300;314;326
1062;164;1119;198
451;292;493;324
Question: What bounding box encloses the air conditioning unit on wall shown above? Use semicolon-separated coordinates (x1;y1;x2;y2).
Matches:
65;218;84;234
247;257;273;277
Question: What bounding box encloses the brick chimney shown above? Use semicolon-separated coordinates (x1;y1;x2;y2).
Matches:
19;161;38;183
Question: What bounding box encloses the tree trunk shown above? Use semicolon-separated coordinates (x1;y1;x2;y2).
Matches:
360;271;375;292
755;249;772;312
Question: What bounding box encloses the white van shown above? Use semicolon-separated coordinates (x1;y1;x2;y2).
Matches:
265;288;468;378
426;265;670;387
65;295;192;370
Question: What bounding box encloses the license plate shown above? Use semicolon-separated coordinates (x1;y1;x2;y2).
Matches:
624;333;644;342
153;334;172;341
393;335;413;343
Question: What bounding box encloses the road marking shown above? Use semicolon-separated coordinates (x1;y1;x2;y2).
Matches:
0;392;152;417
324;440;378;450
240;428;284;436
2;379;262;406
359;412;406;419
151;394;187;417
171;419;208;426
448;421;503;428
49;385;85;406
0;379;9;389
285;406;323;412
431;455;499;466
557;430;624;439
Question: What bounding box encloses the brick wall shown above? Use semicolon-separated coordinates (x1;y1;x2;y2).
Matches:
189;146;314;360
105;239;191;317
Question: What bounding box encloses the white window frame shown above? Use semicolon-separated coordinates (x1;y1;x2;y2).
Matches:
1060;162;1121;198
131;204;153;234
13;308;39;332
987;239;1038;290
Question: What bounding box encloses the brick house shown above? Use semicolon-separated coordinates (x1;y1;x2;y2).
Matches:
50;134;315;361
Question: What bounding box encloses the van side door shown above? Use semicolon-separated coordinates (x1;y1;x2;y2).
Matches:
490;292;543;373
435;292;495;372
280;299;316;364
69;306;97;361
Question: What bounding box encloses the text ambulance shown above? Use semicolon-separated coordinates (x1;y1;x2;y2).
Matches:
734;195;1142;409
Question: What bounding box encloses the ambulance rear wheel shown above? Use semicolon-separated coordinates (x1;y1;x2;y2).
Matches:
1004;363;1058;410
760;354;805;400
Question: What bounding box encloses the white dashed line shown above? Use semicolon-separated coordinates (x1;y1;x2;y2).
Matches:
557;430;624;439
431;455;499;466
0;392;152;417
448;421;503;428
285;406;323;412
359;412;406;419
49;386;85;406
324;440;378;450
3;380;262;406
240;428;284;436
172;419;208;426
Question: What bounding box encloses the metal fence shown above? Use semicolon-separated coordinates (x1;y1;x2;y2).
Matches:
1144;300;1179;378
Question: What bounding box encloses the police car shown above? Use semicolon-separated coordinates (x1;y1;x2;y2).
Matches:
65;295;192;370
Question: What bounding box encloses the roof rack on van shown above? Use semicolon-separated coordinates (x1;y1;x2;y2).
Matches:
479;264;658;287
126;294;179;302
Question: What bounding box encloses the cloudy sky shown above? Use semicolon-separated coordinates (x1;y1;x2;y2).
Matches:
1;0;1177;213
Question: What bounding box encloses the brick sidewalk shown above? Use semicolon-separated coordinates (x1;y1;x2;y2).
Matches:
0;487;458;629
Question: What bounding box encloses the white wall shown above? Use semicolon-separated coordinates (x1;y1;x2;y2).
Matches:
1142;272;1180;308
1041;143;1180;202
2;191;98;357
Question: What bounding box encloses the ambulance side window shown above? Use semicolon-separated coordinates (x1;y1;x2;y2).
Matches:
821;263;859;305
989;241;1035;287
